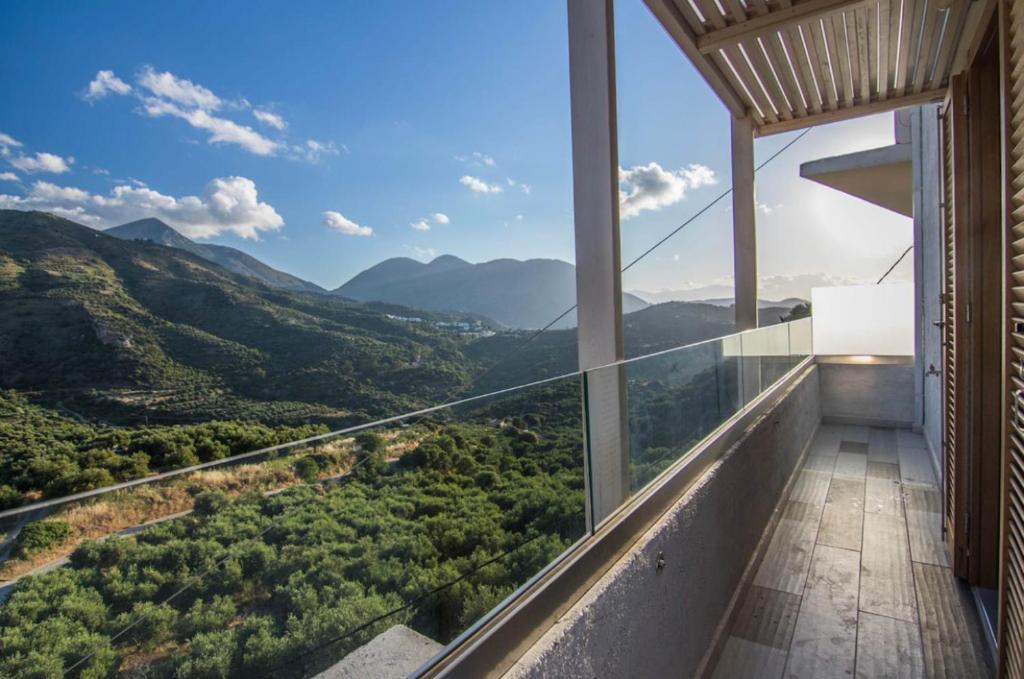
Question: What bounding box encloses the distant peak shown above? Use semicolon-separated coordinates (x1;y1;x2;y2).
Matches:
428;254;470;267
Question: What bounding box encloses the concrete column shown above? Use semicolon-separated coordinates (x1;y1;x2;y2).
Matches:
568;0;630;528
731;115;758;332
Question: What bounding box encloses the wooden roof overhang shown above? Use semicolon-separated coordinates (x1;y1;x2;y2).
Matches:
644;0;986;135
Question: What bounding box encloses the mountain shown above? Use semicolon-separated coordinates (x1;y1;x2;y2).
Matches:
105;218;325;294
0;210;482;425
629;285;737;304
628;286;808;309
683;296;809;309
336;255;649;329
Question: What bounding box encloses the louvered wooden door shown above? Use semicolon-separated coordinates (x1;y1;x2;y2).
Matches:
1002;0;1024;674
941;76;970;576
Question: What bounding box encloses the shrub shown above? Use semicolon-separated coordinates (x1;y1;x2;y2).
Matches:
0;484;21;510
14;520;71;558
294;456;320;483
355;431;385;454
184;595;237;636
192;490;229;518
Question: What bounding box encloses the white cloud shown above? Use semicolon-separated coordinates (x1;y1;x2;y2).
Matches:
432;212;449;225
82;66;337;161
10;152;73;174
142;98;280;156
410;219;431;231
619;162;717;220
324;210;372;236
0;132;22;156
507;177;531;195
294;139;340;163
756;201;782;215
455;152;496;167
460;175;503;194
0;172;19;182
254;109;287;130
137;66;221;110
411;246;438;261
83;70;132;100
0;176;283;239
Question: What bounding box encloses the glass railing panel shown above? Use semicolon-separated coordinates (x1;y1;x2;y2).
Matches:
583;336;742;505
0;374;585;678
583;319;812;521
740;322;794;395
789;316;813;361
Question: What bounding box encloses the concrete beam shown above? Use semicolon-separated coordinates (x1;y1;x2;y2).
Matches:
568;0;630;528
799;143;914;217
731;116;758;332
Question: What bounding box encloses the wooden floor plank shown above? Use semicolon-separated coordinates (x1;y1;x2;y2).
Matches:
844;425;871;443
896;429;928;451
818;478;865;551
810;424;844;457
867;461;900;481
712;636;788;679
834;451;868;479
803;454;836;474
860;512;918;622
789;470;831;507
839;440;869;455
754;501;822;595
914;562;994;678
904;486;948;567
868;427;899;464
865;463;904;517
785;545;859;679
855;611;925;679
730;584;802;649
897;445;938;487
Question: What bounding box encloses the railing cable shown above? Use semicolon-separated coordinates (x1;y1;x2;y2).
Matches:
876;244;914;284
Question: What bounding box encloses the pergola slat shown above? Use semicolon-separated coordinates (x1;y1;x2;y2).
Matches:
729;42;784;122
929;4;964;90
744;36;795;118
766;32;811;116
855;6;872;103
710;51;768;124
902;0;927;95
885;0;901;94
832;13;855;106
782;25;824;113
913;1;942;93
649;0;972;133
809;18;840;109
671;0;709;35
895;0;918;95
876;0;892;99
867;2;880;95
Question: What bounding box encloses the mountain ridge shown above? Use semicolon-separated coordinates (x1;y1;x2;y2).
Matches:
336;255;649;329
105;218;325;294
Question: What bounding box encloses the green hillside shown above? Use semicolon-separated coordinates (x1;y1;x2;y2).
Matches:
0;210;479;427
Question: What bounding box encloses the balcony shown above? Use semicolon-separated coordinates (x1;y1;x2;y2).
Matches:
488;355;993;679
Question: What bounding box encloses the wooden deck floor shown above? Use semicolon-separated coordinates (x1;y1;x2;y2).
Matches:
710;424;993;679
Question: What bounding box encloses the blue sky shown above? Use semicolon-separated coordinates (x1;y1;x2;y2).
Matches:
0;0;912;299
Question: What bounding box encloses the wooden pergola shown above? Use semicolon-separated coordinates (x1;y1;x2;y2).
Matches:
645;0;982;135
